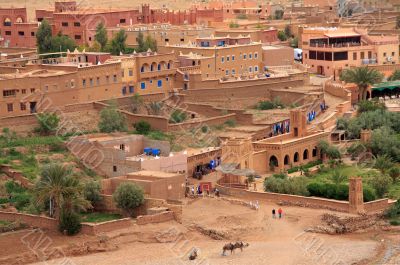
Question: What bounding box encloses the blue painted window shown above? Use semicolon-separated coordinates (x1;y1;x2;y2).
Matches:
158;64;161;71
141;82;146;89
129;86;134;93
157;80;162;87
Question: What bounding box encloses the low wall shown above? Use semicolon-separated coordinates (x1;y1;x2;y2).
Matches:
216;184;350;212
81;218;133;235
167;113;236;131
0;164;33;188
364;199;394;213
0;211;58;230
136;211;175;225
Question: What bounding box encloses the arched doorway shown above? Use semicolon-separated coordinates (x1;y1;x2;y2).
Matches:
312;147;317;157
269;155;278;168
294;152;299;163
303;149;309;160
284;155;290;165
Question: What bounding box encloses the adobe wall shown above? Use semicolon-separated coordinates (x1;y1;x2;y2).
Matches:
252;150;268;173
217;184;395;214
136;211;175;225
95;195;183;222
80;218;133;235
168;113;236;131
0;164;33;188
0;211;58;230
216;184;350;212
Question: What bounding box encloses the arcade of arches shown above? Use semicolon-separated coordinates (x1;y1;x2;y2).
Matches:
269;146;320;169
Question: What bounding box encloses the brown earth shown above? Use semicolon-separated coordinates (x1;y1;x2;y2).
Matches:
2;197;394;265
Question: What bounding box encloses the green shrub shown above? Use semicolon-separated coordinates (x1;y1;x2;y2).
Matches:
84;181;101;205
12;193;31;210
134;120;151;135
59;210;82;235
264;176;309;196
363;186;377;202
224;119;236;127
35;112;60;135
98;103;127;133
272;173;288;179
5;181;26;195
0;198;9;204
170;110;187;124
389;219;400;226
385;200;400;218
307;182;325;197
113;182;144;216
201;126;209;133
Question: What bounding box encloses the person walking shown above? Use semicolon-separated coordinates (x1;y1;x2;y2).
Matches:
272;208;276;219
278;208;283;219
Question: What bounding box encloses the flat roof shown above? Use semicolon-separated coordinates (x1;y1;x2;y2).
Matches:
128;170;181;178
324;32;360;38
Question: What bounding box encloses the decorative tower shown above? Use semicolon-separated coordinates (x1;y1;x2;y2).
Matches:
290;109;307;138
349;177;364;214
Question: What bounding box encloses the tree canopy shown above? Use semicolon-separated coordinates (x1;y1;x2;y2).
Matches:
95;22;108;51
340;67;383;100
36;20;77;54
98;102;127;133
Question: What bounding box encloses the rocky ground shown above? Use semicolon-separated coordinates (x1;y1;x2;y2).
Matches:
1;197;393;265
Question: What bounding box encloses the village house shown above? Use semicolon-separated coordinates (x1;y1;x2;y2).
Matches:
300;27;399;78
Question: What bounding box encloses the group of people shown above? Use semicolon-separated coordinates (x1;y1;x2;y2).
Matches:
187;185;219;198
271;208;283;219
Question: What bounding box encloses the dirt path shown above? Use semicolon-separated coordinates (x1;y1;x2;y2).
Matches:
25;198;393;265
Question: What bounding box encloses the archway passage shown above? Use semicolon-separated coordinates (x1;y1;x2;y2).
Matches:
269;155;278;167
294;152;299;163
312;147;317;157
284;155;290;165
303;149;309;160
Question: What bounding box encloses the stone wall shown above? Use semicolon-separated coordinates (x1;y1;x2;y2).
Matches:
364;199;395;213
168;114;236;131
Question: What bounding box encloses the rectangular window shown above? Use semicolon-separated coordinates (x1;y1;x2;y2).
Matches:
333;52;348;61
157;80;162;88
22;89;26;94
141;82;146;89
31;32;35;37
74;22;80;27
325;52;332;61
113;75;117;82
62;22;68;27
96;77;100;85
243;54;247;59
20;103;26;111
254;66;258;72
361;52;365;59
3;89;16;97
309;51;317;60
120;19;126;23
122;87;127;95
5;31;11;36
384;52;387;57
249;53;252;59
113;166;117;172
232;55;235;61
227;56;230;62
74;35;81;40
232;69;236;75
221;57;224;63
129;86;134;93
353;52;357;60
225;70;229;76
106;76;110;83
368;51;372;58
90;78;93;86
18;31;24;36
254;53;258;59
7;103;13;112
82;79;86;87
31;88;35;93
249;67;252;72
129;69;133;76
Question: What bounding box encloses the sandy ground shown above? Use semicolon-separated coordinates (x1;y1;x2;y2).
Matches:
20;197;399;265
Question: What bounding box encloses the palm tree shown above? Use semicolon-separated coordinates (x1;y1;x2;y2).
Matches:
340;67;383;101
388;70;400;81
35;163;91;219
373;155;394;174
329;170;347;186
